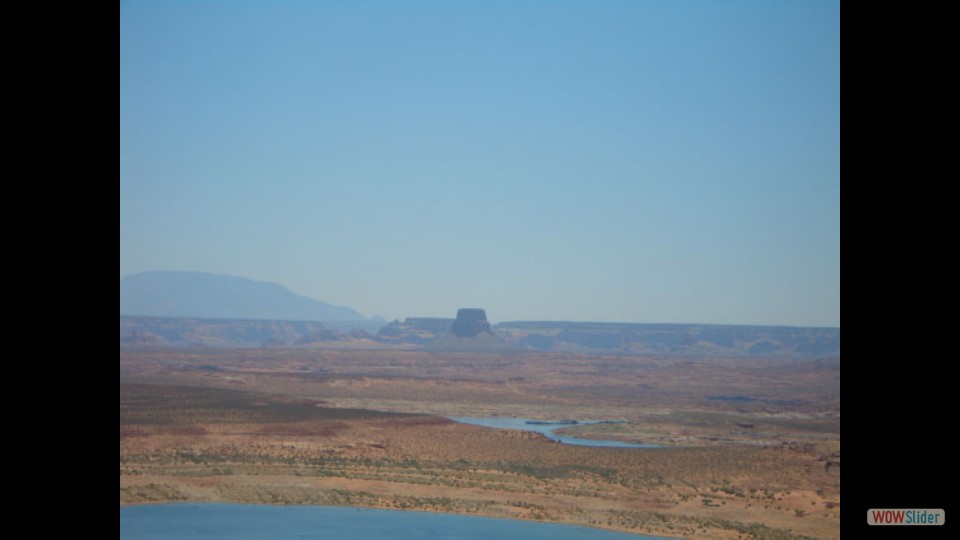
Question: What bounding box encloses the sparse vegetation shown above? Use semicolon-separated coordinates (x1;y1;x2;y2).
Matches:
120;348;839;539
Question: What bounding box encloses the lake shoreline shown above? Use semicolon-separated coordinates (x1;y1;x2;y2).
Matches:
120;502;679;539
449;416;663;448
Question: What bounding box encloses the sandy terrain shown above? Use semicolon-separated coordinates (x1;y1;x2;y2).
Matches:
120;348;839;539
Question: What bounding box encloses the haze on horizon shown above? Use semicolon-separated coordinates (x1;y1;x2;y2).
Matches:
120;1;840;328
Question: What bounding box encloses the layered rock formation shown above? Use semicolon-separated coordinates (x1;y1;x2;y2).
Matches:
377;318;455;345
450;308;492;337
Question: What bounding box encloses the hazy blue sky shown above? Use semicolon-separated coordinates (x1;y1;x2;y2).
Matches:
120;0;839;327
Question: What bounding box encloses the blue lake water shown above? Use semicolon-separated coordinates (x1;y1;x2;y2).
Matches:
120;503;671;539
450;417;661;448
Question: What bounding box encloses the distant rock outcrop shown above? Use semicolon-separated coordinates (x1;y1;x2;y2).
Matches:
377;318;455;344
450;308;492;338
120;316;344;348
427;309;503;351
496;321;840;357
380;309;503;350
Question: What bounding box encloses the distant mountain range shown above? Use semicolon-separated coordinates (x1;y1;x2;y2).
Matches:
120;271;365;322
121;315;840;358
119;273;839;358
495;320;840;357
378;318;839;357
